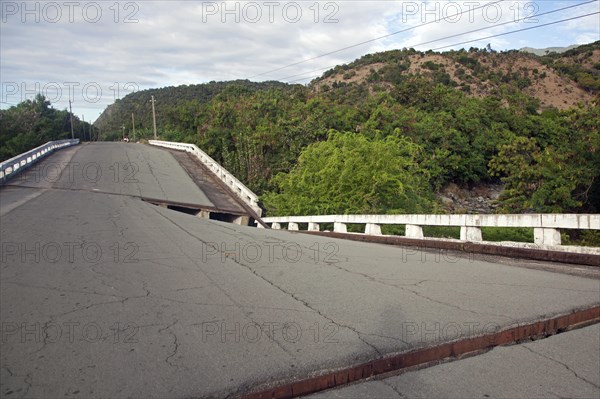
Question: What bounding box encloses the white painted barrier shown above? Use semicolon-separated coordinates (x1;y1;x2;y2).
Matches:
262;214;600;253
0;139;80;184
149;140;262;216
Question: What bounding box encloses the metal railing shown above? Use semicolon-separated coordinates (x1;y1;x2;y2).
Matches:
261;214;600;253
0;139;80;184
149;140;262;216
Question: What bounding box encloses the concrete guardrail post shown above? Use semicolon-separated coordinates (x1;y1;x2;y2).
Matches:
405;224;424;239
365;223;382;236
460;226;483;242
308;223;320;231
534;228;561;246
334;222;347;233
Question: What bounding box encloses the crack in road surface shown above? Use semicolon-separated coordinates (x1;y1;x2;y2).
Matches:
521;345;600;389
151;206;387;358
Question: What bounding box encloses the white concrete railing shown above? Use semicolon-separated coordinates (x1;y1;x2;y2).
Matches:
149;140;262;216
261;214;600;251
0;139;80;184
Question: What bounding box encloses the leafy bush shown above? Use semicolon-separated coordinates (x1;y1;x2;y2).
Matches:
262;131;436;216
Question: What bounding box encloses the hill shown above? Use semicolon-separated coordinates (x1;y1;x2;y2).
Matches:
519;45;579;56
95;42;600;137
314;42;600;110
0;94;92;162
94;80;292;140
92;42;600;219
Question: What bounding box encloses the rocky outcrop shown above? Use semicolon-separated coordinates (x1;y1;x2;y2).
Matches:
438;183;504;214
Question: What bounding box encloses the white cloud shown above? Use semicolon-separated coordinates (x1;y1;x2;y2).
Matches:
1;0;598;122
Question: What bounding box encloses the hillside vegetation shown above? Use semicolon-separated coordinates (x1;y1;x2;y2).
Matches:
0;94;93;161
34;42;600;218
315;42;600;109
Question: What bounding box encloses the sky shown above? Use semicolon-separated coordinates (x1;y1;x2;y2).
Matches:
1;0;599;122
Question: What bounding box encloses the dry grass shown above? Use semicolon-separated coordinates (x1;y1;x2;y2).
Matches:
313;51;596;110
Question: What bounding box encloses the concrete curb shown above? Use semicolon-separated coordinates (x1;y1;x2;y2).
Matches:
298;231;600;266
242;306;600;399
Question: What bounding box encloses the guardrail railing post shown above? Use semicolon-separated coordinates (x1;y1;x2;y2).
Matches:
405;224;424;239
365;223;382;235
334;222;347;233
288;222;299;231
271;222;282;230
460;226;483;242
308;222;320;231
534;228;561;246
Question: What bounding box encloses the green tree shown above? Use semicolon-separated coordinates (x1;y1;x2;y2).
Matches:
0;94;77;161
489;105;600;212
263;131;435;216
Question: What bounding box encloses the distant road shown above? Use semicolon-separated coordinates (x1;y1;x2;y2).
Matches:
3;142;215;206
0;143;598;398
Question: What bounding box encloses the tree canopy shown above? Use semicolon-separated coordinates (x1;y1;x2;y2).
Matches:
0;94;92;161
263;131;436;215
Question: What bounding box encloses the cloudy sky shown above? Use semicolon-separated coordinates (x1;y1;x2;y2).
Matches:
1;0;599;122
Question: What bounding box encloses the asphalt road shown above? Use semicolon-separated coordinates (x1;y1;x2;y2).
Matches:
1;143;599;398
4;142;214;206
308;323;600;399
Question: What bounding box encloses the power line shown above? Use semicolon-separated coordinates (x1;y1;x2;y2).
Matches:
418;0;598;50
150;95;158;140
69;100;74;140
432;12;599;51
275;1;598;83
280;65;338;81
289;75;321;84
249;0;507;79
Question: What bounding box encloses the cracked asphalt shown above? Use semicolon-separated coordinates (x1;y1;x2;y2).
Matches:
308;323;600;399
2;142;214;206
1;143;599;398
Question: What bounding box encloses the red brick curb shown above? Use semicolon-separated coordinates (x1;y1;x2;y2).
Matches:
299;231;600;266
242;306;600;399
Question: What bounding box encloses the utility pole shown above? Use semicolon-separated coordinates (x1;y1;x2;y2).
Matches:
131;112;136;142
69;100;74;139
122;125;125;141
150;95;157;140
82;115;86;141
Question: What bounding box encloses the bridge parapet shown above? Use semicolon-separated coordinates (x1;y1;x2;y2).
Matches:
149;140;262;216
262;214;600;253
0;139;80;184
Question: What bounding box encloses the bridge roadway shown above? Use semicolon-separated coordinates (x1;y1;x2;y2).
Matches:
0;143;599;398
309;323;600;398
